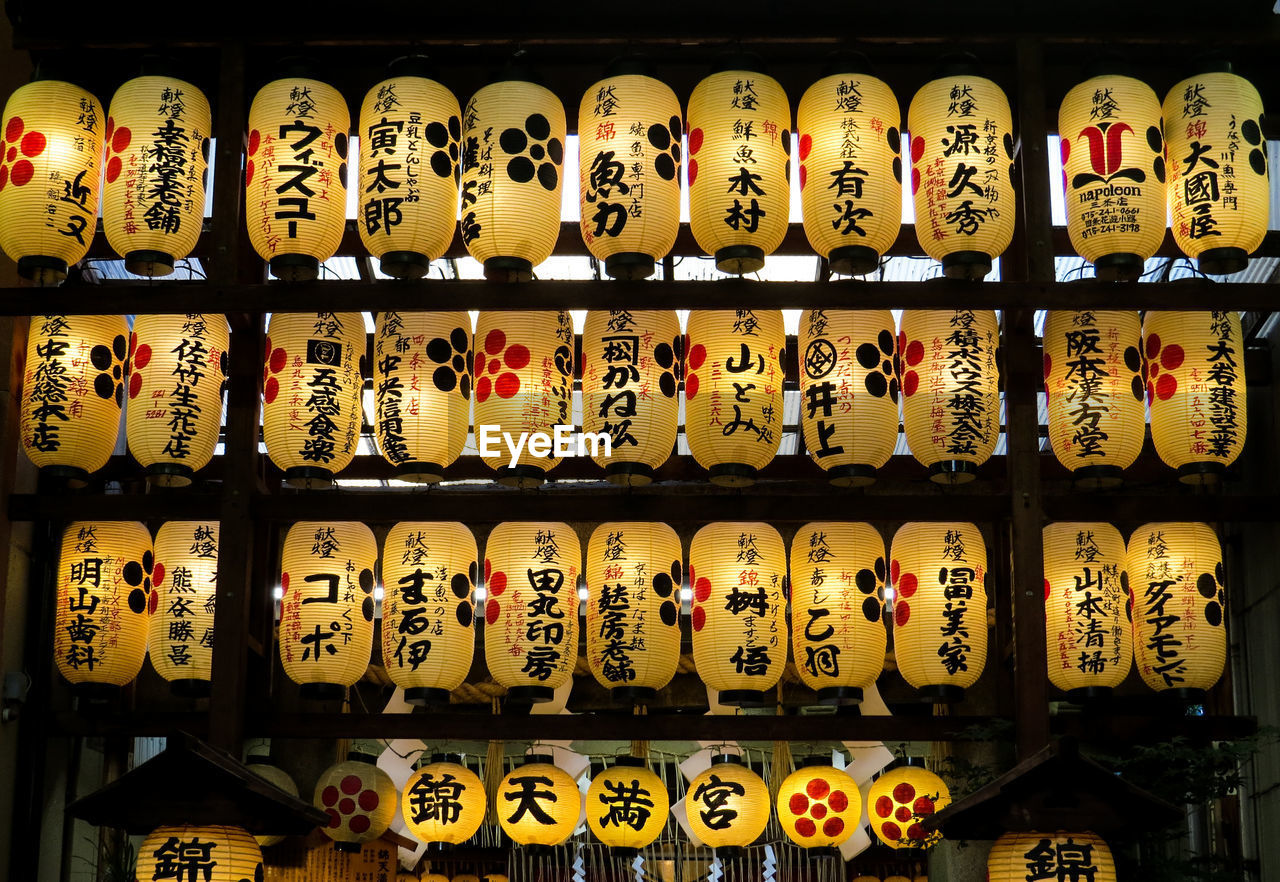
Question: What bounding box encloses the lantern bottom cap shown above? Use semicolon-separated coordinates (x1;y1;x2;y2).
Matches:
928;460;979;485
1065;686;1114;704
268;254;320;282
71;682;120;703
283;466;335;489
396;462;446;483
1161;687;1209;704
1177;461;1227;486
146;462;195;488
496;464;546;488
826;464;877;488
1197;246;1249;277
16;255;68;286
1072;464;1124;489
712;846;748;860
918;684;965;703
483;256;534;282
124;249;176;277
718;689;771;708
714;245;766;275
828;244;881;277
606;846;640;858
1092;252;1144;282
800;846;841;858
41;464;91;488
604;252;657;280
605;462;655;486
817;685;864;706
404;686;452;706
378;251;432;279
169;677;212;698
940;250;993;281
332;842;363;853
708;463;757;487
506;685;556;704
610;685;658;704
298;683;346;701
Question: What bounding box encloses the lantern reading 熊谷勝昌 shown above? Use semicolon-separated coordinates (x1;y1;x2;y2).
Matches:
149;520;220;696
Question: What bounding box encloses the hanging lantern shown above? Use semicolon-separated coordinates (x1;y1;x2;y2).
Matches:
988;832;1116;882
789;522;888;706
1143;310;1246;483
315;747;398;851
381;521;477;706
245;755;300;848
1043;310;1145;488
900;309;1000;484
889;522;988;702
1127;522;1227;699
135;825;263;882
453;875;482;882
689;522;786;707
54;521;152;694
278;521;378;699
852;877;881;882
586;757;669;853
0;77;104;285
474;311;574;487
798;309;899;486
421;875;448;882
775;759;861;849
402;755;487;844
1164;66;1269;275
865;763;950;849
127;313;230;486
685;755;769;851
263;312;365;489
497;755;581;846
581;310;681;485
374;311;472;482
149;520;220;696
483;522;581;703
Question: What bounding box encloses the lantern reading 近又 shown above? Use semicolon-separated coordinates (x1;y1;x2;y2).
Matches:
402;755;486;845
586;757;669;853
987;832;1116;882
315;747;398;851
685;755;769;852
865;763;950;849
135;825;264;882
776;760;861;850
149;521;220;696
498;755;581;846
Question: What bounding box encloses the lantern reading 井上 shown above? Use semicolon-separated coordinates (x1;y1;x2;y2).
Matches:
865;763;950;850
586;757;669;853
686;755;770;852
498;755;581;846
135;825;264;882
315;747;398;851
987;832;1116;882
403;755;487;845
149;520;220;695
776;760;861;850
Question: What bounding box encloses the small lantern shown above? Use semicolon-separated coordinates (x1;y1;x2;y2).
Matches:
586;756;669;853
245;755;299;848
865;763;950;849
686;755;769;852
498;755;581;846
402;755;487;845
775;759;861;850
149;520;220;696
315;746;398;851
421;875;448;882
987;832;1116;882
135;825;264;882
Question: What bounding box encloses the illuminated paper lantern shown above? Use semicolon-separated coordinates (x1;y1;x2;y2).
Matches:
497;755;581;846
686;755;769;850
687;62;791;274
315;749;398;851
689;522;786;707
246;71;350;281
245;756;299;848
798;309;899;485
889;522;988;702
279;521;378;699
135;825;263;882
149;520;220;695
586;757;669;852
402;755;486;844
1143;310;1246;483
789;522;888;705
585;522;682;702
684;309;786;486
20;314;129;486
126;313;230;487
374;311;471;482
263;312;365;488
381;521;477;706
1164;67;1269;275
865;764;950;849
483;522;581;703
1127;522;1226;698
0;78;103;285
581;310;681;485
900;309;1000;483
474;311;574;487
988;832;1116;882
851;877;880;882
775;760;861;849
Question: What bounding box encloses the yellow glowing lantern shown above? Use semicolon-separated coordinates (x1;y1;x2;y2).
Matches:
135;825;263;882
453;875;481;882
245;756;299;848
498;755;581;846
315;748;398;851
149;521;220;695
866;763;950;849
279;521;378;699
776;760;861;849
402;755;487;844
988;832;1116;882
484;875;509;882
586;757;669;852
420;875;447;882
686;755;769;850
885;876;912;882
852;877;880;882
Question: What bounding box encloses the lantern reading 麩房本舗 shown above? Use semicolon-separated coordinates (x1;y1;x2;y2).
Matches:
134;825;264;882
402;755;486;845
776;760;861;849
315;747;398;850
498;755;581;846
987;832;1116;882
586;757;669;852
245;755;299;848
149;521;220;695
866;763;950;849
686;755;769;851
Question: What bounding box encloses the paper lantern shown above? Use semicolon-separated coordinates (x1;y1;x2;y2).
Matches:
1043;310;1145;487
483;522;581;703
987;832;1116;882
102;74;211;276
484;875;509;882
687;61;790;274
127;313;230;486
453;875;481;882
865;764;950;849
689;522;787;707
685;755;769;850
245;757;300;848
1164;67;1269;275
135;825;263;882
246;72;350;281
798;309;899;485
585;522;682;702
907;63;1016;279
581;310;681;485
1058;74;1166;280
0;78;104;285
315;750;398;851
374;311;471;482
900;309;1000;484
851;877;880;882
1127;522;1226;698
20;314;129;486
474;311;574;487
586;757;669;852
54;521;152;693
278;521;378;699
263;312;365;488
1143;310;1246;483
775;760;861;849
421;875;448;882
402;756;487;845
889;522;988;702
684;309;786;486
148;520;220;695
381;521;477;706
789;522;888;706
498;756;581;846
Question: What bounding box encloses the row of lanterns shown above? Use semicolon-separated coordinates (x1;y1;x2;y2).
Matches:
0;57;1267;285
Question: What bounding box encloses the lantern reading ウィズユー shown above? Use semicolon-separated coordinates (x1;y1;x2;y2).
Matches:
866;764;950;849
776;760;861;849
686;755;769;851
149;521;220;695
245;755;299;848
135;825;264;882
586;757;669;853
987;832;1116;882
498;755;581;846
402;756;486;845
315;748;398;851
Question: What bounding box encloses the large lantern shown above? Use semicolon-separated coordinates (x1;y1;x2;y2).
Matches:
775;759;861;849
686;61;791;274
586;757;669;853
483;522;581;703
686;755;769;851
889;522;988;702
402;755;487;845
149;520;220;695
684;309;786;486
581;310;681;485
245;755;299;848
900;309;1000;484
789;522;888;706
498;755;581;846
865;763;950;849
135;825;263;882
987;832;1116;882
315;747;398;851
689;522;787;707
278;521;378;699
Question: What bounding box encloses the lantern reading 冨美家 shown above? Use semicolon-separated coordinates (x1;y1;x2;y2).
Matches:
149;521;220;695
776;760;861;849
498;755;581;846
586;757;669;852
315;748;398;850
135;825;264;882
402;756;486;844
866;763;950;849
686;755;769;851
987;832;1116;882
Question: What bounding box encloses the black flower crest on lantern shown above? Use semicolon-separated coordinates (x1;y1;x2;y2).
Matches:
857;556;887;624
91;334;129;406
425;325;472;398
647;115;682;182
654;334;682;399
500;113;563;191
426;114;463;181
856;329;900;404
123;547;156;615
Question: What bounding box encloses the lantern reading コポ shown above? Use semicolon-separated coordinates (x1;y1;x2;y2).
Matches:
582;310;681;485
135;825;264;882
245;755;299;848
689;522;787;707
403;756;486;844
381;521;477;706
484;522;581;703
686;62;791;274
890;522;988;702
866;764;950;849
988;832;1116;882
586;757;669;853
149;521;220;695
279;522;378;699
1127;522;1227;699
315;748;398;851
498;756;581;846
684;309;786;486
776;760;861;849
686;755;770;851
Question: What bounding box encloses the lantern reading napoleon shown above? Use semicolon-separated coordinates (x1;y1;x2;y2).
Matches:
585;522;683;703
0;78;104;285
402;756;486;844
135;825;263;882
245;756;299;848
988;832;1116;882
149;521;220;696
890;522;988;702
581;310;681;486
498;755;581;846
1164;67;1269;275
279;521;378;699
689;522;787;707
685;309;786;487
866;764;950;849
776;761;861;849
381;521;477;706
686;755;769;851
102;74;211;276
484;522;581;703
315;748;398;850
686;62;791;274
586;757;669;852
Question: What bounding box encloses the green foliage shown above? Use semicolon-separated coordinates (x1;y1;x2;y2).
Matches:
77;833;136;882
1087;732;1273;807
